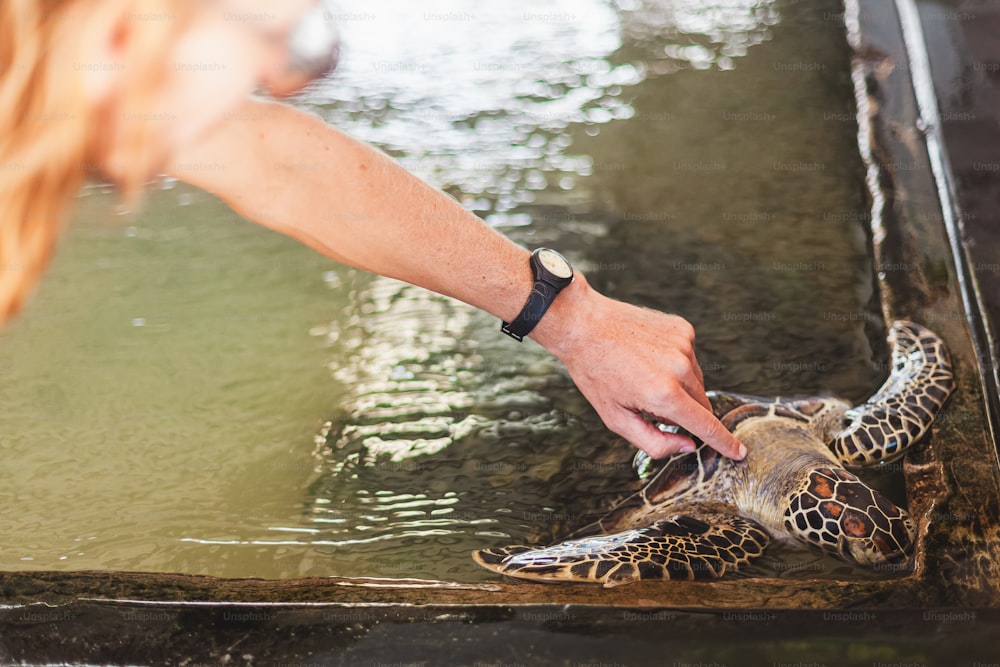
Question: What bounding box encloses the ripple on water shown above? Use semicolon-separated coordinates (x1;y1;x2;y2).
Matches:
303;0;778;215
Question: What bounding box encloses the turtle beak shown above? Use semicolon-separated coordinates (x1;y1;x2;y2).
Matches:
263;0;341;98
843;523;914;568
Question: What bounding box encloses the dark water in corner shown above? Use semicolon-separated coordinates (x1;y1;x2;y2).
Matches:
0;0;896;582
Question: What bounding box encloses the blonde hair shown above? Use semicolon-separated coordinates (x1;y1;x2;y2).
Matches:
0;0;194;323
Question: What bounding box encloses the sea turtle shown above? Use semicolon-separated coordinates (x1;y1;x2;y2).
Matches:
473;321;954;586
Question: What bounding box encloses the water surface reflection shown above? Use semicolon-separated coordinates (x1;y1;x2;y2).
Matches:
0;0;889;581
308;0;778;215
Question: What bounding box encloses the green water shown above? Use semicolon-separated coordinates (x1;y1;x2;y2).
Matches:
0;0;891;581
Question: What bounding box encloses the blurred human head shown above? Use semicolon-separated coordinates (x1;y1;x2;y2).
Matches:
0;0;337;322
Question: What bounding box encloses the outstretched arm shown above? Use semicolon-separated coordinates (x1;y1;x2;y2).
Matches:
168;98;745;460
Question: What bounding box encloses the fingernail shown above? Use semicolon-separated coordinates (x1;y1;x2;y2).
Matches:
737;443;748;459
680;444;696;454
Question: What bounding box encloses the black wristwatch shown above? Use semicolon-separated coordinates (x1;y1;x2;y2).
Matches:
501;248;574;341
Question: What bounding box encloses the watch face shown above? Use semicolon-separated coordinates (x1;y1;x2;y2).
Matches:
537;249;573;279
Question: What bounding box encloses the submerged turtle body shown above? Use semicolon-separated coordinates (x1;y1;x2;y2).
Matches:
473;321;954;586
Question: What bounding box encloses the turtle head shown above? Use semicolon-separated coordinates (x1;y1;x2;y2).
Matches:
785;466;915;568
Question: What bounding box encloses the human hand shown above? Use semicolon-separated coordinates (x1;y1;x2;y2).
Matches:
533;277;747;461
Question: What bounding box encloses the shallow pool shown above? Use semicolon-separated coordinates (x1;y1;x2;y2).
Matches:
0;0;890;582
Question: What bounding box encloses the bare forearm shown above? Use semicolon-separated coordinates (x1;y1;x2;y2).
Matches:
167;98;586;356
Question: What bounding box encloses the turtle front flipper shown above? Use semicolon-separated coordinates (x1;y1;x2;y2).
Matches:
472;503;769;587
830;321;954;466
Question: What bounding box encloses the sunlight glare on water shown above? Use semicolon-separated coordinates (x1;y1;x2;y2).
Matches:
307;0;777;215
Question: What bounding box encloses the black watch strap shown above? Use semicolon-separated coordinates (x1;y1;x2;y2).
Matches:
501;248;573;342
501;280;562;341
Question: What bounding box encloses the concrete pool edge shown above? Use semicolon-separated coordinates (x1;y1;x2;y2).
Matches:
2;0;999;658
847;0;1000;609
1;602;997;664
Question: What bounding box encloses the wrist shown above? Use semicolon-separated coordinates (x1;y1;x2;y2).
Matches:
527;270;601;361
